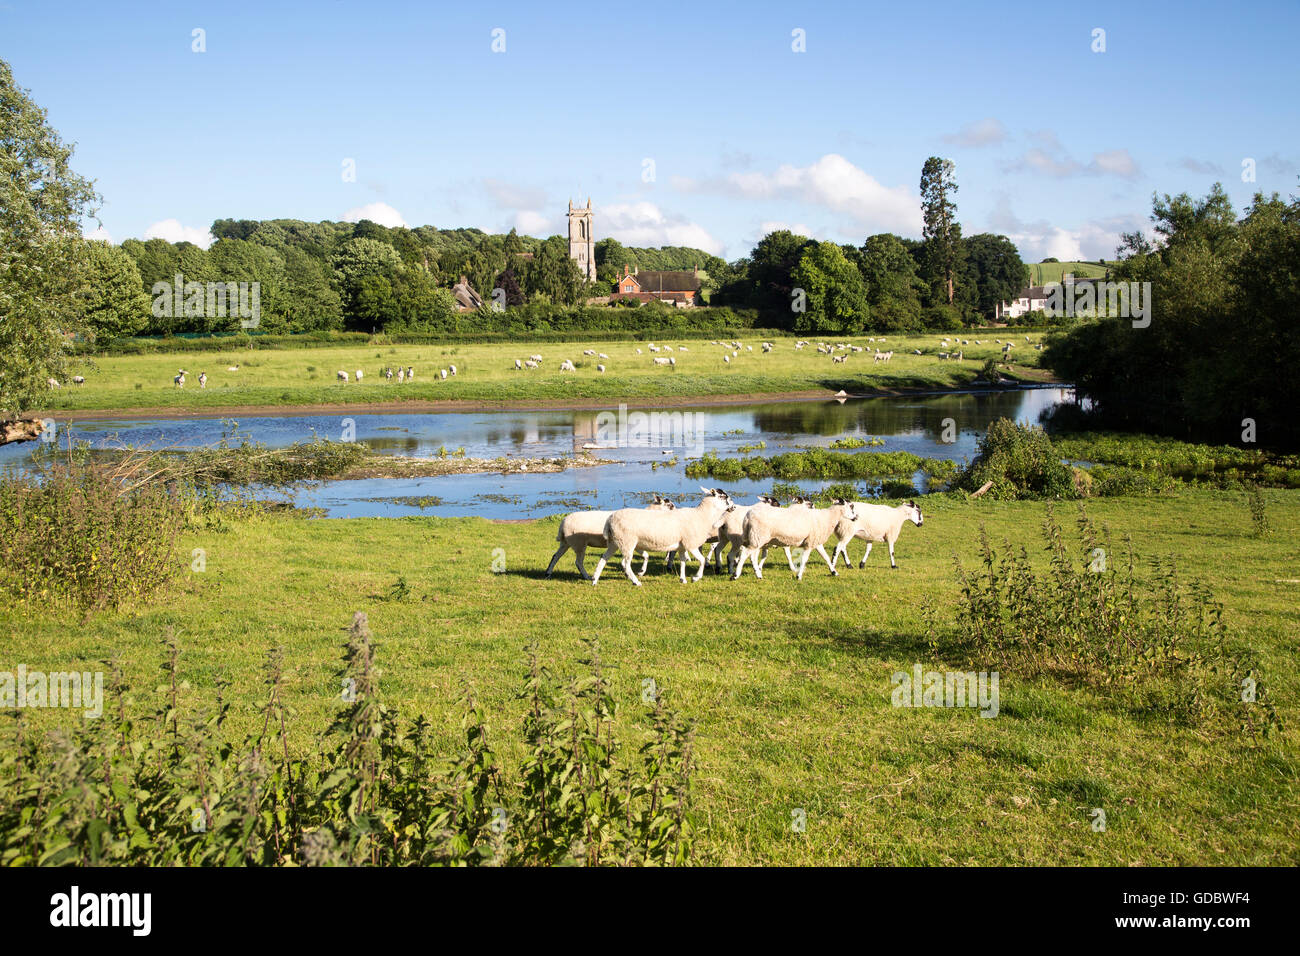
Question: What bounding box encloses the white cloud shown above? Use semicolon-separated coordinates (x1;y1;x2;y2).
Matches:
988;195;1147;263
1006;134;1140;181
143;219;214;248
600;202;723;255
341;202;408;228
942;118;1008;148
758;220;814;238
513;210;555;235
682;154;920;235
84;225;113;243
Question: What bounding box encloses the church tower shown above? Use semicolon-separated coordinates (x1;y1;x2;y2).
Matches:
567;198;596;281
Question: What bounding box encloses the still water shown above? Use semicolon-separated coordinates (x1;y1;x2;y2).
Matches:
3;387;1071;518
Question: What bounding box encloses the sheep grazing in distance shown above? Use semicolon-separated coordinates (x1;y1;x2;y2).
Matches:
397;368;404;382
71;375;85;385
173;372;186;388
583;349;596;356
530;354;543;363
448;365;455;376
833;354;847;363
47;378;60;388
337;370;349;383
546;496;676;581
598;353;608;359
635;348;642;354
440;368;449;379
387;367;395;380
514;359;522;370
723;355;730;364
653;356;675;366
198;372;207;388
597;364;606;373
227;365;240;372
408;367;415;380
559;360;575;372
591;488;735;586
355;369;364;381
831;500;924;571
734;498;858;581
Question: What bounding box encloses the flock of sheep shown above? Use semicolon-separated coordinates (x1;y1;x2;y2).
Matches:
547;487;924;586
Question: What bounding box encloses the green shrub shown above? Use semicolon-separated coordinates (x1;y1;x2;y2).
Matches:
0;459;184;610
0;623;698;866
955;418;1076;500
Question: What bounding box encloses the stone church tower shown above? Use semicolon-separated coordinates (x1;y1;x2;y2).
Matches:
567;198;596;281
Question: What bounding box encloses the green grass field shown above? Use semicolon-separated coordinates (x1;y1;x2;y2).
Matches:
42;332;1052;413
1028;261;1117;285
5;487;1296;865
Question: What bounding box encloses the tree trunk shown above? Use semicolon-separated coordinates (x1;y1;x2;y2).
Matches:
0;418;44;445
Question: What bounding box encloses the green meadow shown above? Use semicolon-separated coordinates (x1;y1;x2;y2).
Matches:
4;486;1296;865
42;332;1051;413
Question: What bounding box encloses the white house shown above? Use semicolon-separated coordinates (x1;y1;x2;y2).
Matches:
995;285;1050;321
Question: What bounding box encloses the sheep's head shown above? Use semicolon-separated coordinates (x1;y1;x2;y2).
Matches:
832;498;859;522
906;500;923;526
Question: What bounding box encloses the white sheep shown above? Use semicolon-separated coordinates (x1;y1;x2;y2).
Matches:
355;369;364;381
653;356;675;366
710;495;801;575
48;377;60;388
440;368;449;379
831;500;924;570
546;497;676;580
635;348;642;354
407;367;415;380
597;364;606;373
598;353;608;359
226;365;240;372
338;370;349;383
530;354;543;363
583;349;596;356
397;368;405;382
72;375;85;385
173;372;185;388
591;488;734;586
733;498;858;581
387;367;395;380
514;359;522;370
559;360;575;372
525;360;538;369
198;372;207;388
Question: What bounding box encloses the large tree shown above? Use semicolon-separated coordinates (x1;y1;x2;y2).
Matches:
963;233;1030;320
790;240;869;333
82;241;150;341
0;58;99;421
919;157;963;306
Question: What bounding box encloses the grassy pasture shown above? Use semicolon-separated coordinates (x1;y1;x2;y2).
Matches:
4;486;1296;865
41;332;1051;413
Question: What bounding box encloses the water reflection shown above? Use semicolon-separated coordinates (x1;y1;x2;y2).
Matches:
1;387;1072;518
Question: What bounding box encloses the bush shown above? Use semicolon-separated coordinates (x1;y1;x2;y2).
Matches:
955;418;1076;500
946;505;1280;734
0;459;184;610
0;623;698;866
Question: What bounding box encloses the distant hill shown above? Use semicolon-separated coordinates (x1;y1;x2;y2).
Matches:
1029;260;1118;285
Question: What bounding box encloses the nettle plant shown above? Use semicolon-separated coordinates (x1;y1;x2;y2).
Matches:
0;621;697;866
946;504;1280;737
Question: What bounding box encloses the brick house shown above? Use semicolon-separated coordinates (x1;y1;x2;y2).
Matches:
611;265;702;308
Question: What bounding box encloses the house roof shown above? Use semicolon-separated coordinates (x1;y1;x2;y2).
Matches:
626;270;701;292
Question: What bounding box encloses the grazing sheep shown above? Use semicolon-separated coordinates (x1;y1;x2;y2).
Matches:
649;344;661;352
559;360;575;372
546;496;676;580
653;356;675;366
198;372;207;388
524;360;539;369
355;369;364;381
597;364;606;373
440;368;449;379
591;488;735;586
530;354;543;363
397;369;405;382
387;367;395;380
663;345;674;352
337;370;349;383
407;367;415;380
227;365;240;372
635;348;642;354
598;353;608;359
830;500;924;570
734;499;858;581
833;354;847;363
678;346;688;352
71;375;85;385
514;359;522;370
173;372;185;388
583;349;596;356
47;377;60;388
723;355;730;364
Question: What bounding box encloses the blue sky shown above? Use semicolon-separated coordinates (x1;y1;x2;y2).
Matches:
4;0;1297;262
